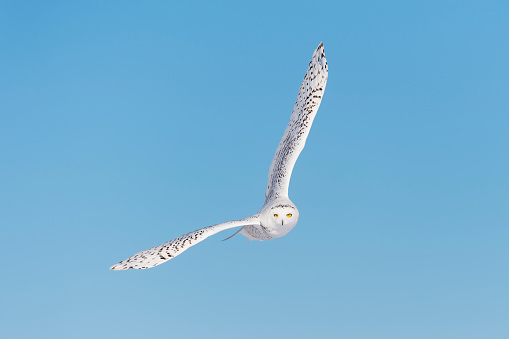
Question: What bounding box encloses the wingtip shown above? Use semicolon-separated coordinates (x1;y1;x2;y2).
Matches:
316;42;324;54
313;42;326;61
110;263;124;270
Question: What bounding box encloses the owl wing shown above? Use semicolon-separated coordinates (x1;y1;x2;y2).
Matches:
265;42;328;202
110;215;260;270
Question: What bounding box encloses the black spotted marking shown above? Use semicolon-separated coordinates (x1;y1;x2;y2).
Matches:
243;225;273;241
271;204;297;209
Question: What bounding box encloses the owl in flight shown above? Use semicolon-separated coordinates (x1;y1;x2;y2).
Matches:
111;43;328;270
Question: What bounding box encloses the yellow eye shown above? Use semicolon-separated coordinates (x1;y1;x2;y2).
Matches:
274;214;278;217
287;213;292;217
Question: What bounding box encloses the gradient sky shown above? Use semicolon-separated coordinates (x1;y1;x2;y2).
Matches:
1;1;508;338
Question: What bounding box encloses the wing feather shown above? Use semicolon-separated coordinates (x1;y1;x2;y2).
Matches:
110;215;259;270
265;43;328;201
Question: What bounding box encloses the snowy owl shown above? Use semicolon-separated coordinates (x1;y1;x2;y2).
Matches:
111;42;328;270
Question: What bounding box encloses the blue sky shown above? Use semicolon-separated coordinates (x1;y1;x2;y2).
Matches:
1;1;508;338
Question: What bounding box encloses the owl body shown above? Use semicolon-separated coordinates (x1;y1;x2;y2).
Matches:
111;43;327;270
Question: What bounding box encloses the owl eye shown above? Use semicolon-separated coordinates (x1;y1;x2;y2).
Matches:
274;214;278;217
286;213;292;217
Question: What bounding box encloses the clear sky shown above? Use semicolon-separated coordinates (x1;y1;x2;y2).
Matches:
1;1;508;338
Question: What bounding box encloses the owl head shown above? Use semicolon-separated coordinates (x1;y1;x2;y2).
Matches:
260;202;299;238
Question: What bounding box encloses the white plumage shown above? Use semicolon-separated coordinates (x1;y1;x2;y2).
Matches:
111;43;328;270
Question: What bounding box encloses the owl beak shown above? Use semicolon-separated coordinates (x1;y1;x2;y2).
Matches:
281;220;284;225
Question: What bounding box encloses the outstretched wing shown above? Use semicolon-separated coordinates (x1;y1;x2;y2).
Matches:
110;215;259;270
265;42;328;202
